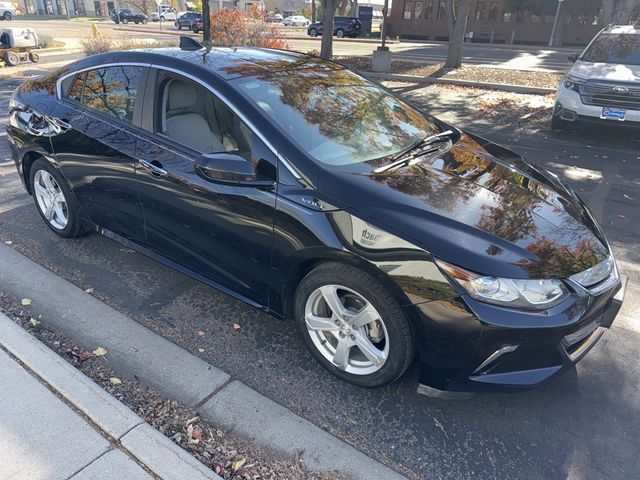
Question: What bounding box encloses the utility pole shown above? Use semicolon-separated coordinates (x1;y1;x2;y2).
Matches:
549;0;564;47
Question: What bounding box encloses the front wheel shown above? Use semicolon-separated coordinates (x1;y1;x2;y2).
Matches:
142;18;147;24
122;17;128;24
3;11;13;20
29;51;39;63
309;27;318;37
294;263;415;387
29;159;88;238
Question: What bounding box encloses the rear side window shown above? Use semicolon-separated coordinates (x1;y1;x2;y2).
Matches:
66;74;84;103
81;66;143;122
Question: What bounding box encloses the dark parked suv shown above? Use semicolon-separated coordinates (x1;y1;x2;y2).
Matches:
175;11;201;30
307;16;362;38
110;9;148;24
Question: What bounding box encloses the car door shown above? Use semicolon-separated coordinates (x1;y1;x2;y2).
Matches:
134;69;278;306
49;64;148;244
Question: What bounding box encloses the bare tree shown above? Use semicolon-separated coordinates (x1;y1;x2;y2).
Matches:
320;0;339;59
443;0;471;69
613;0;640;22
602;0;615;24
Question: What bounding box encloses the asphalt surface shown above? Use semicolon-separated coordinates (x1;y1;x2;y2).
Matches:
1;76;639;480
10;18;574;71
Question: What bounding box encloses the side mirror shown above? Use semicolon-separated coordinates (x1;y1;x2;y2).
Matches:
567;53;579;63
195;152;275;188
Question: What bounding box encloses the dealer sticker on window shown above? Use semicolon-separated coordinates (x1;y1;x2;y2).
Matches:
601;107;627;121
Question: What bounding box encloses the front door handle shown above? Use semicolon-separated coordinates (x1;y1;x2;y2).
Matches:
138;159;168;177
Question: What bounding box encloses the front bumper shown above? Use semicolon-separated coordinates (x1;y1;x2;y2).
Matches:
411;273;626;394
554;85;640;126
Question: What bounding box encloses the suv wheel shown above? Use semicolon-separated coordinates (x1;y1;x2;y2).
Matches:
3;11;13;20
293;263;415;387
336;28;345;38
309;27;318;37
551;116;570;131
122;17;128;24
176;21;181;29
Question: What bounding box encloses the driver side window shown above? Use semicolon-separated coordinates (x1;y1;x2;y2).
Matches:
155;73;253;159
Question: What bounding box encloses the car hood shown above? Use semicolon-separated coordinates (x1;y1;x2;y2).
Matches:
570;60;640;82
320;132;609;279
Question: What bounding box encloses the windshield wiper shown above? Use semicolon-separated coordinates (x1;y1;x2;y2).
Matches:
373;130;456;174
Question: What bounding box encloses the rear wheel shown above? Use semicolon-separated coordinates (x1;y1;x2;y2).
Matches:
294;263;414;387
28;51;39;63
4;51;18;66
309;27;318;37
336;28;345;38
29;159;88;238
122;17;128;24
3;11;12;20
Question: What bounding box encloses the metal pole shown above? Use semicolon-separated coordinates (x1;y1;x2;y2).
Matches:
380;0;388;49
548;0;564;47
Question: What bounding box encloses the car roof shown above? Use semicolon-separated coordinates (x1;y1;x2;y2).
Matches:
603;25;640;35
78;47;340;81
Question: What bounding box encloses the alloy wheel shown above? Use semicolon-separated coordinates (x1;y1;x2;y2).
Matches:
304;285;389;375
33;170;68;230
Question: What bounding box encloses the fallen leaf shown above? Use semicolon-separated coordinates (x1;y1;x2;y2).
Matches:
196;330;205;336
4;240;12;245
232;323;241;330
231;458;246;472
84;287;95;293
109;377;122;385
198;348;205;353
65;347;93;361
21;298;32;306
186;416;199;426
93;346;108;356
433;417;449;440
29;317;40;327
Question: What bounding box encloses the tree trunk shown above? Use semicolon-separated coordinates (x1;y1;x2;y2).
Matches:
444;0;471;69
312;0;316;23
320;0;337;59
615;0;640;23
203;0;211;43
602;0;615;24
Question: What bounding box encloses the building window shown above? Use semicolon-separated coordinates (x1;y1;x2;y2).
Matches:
475;0;487;22
488;1;500;21
423;0;433;19
415;2;423;19
404;1;412;19
503;12;512;22
437;0;446;20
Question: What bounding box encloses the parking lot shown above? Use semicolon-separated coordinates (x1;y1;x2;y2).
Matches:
1;72;639;479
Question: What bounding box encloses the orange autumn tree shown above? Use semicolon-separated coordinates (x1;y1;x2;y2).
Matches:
210;8;288;49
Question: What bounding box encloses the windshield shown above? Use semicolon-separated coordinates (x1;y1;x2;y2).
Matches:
582;33;640;65
231;67;439;165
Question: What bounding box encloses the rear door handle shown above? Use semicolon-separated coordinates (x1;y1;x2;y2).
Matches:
138;159;168;177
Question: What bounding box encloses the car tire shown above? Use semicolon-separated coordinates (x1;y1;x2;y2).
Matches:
134;20;139;24
192;26;199;33
293;262;415;388
142;18;147;24
309;27;318;37
122;17;128;24
4;11;12;20
160;15;165;21
336;28;345;38
28;51;39;63
29;159;89;238
4;50;18;66
176;22;181;29
551;116;570;131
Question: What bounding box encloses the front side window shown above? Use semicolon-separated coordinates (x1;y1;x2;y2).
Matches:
232;66;439;166
415;2;423;19
82;66;143;122
582;33;640;66
155;73;252;158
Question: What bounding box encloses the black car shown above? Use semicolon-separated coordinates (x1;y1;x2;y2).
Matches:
175;11;201;30
7;42;626;397
110;8;148;24
307;16;362;38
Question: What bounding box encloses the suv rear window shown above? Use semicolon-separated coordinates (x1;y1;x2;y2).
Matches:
582;33;640;66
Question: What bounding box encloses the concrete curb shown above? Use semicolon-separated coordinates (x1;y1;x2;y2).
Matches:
0;312;221;480
0;243;407;479
363;71;557;95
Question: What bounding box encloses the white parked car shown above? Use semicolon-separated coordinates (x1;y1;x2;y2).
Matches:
282;15;309;27
0;1;16;20
157;6;180;21
553;25;640;129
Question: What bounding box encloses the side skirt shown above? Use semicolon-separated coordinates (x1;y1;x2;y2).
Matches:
97;226;283;319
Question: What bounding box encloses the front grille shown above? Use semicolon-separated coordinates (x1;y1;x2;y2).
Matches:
580;83;640;110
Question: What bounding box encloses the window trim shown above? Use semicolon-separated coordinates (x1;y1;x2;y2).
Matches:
56;61;301;181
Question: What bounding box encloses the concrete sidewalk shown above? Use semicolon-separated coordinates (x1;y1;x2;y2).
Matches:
0;312;220;480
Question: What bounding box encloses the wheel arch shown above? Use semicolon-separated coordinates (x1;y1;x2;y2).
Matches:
21;149;53;194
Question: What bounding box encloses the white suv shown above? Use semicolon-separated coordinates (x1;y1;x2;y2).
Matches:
0;1;16;20
553;25;640;129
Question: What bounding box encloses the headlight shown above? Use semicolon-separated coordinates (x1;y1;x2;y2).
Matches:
435;259;568;310
563;76;582;92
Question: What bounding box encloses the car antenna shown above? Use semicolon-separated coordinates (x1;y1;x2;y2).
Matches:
179;36;204;51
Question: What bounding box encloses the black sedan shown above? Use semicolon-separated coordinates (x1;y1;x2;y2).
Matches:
110;8;148;24
175;11;201;30
6;41;626;396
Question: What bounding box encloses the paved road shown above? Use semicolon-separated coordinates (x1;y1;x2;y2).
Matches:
11;18;574;71
1;77;638;480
